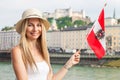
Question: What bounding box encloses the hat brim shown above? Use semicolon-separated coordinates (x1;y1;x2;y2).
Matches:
15;16;50;34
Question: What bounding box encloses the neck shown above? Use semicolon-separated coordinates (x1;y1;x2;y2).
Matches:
28;39;38;49
27;39;42;52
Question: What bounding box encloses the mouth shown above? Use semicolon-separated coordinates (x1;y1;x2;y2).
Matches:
30;32;38;36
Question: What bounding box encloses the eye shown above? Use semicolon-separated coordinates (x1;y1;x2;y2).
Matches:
28;23;33;27
37;24;42;27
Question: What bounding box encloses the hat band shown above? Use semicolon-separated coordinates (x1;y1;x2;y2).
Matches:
24;14;42;19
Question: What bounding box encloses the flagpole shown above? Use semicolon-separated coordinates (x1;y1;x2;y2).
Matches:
104;3;107;7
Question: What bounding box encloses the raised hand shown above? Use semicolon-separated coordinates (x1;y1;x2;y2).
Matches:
64;50;80;70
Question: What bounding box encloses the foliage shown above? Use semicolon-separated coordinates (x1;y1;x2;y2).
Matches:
56;16;72;29
1;26;14;31
118;18;120;24
47;18;54;24
73;20;86;26
56;16;90;29
103;59;120;67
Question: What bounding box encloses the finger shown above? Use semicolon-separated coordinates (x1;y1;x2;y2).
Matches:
75;54;80;57
75;55;80;59
74;58;80;62
74;52;80;57
76;50;80;54
75;54;80;59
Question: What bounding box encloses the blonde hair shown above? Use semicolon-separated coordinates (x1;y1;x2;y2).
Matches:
19;19;51;70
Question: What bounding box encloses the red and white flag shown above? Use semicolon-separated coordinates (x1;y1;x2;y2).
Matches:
86;8;106;59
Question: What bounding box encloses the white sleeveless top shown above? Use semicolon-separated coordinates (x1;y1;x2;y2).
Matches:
27;61;49;80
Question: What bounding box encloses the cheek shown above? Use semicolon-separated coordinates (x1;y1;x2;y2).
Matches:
25;31;30;38
39;27;42;33
26;27;32;31
26;30;30;36
26;27;33;34
26;28;32;37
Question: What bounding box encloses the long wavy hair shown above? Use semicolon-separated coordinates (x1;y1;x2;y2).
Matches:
19;19;51;71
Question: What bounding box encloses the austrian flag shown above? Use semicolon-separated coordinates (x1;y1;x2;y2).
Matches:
87;8;106;59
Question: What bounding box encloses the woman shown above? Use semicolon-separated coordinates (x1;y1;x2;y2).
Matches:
11;8;80;80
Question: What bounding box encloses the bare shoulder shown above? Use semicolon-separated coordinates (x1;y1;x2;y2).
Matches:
11;45;22;59
11;45;21;53
11;46;27;79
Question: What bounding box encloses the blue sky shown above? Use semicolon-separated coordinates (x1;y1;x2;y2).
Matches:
0;0;120;29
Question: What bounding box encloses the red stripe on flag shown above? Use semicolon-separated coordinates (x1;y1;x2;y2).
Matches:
87;30;105;59
98;9;104;31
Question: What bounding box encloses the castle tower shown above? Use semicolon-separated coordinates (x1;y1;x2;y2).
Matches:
113;8;116;19
51;18;58;30
81;9;85;18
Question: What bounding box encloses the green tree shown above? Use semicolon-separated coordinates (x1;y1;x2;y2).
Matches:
56;16;72;29
73;20;86;26
118;18;120;24
1;26;14;31
47;18;54;24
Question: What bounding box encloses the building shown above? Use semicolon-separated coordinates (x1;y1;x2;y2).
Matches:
47;31;62;48
105;8;118;26
0;31;20;50
0;26;120;54
106;26;120;51
105;17;118;26
47;27;88;50
43;7;91;24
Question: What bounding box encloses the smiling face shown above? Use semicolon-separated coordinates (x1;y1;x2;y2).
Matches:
26;18;42;40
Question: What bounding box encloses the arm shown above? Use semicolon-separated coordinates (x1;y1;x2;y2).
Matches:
11;46;28;80
50;50;80;80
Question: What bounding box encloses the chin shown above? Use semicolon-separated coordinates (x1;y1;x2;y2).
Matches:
32;37;39;39
28;36;39;40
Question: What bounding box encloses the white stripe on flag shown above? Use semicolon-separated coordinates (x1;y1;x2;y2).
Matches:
93;20;106;50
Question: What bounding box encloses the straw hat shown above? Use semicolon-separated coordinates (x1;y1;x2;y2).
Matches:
15;8;50;34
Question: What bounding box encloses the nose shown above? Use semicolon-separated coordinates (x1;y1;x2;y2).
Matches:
33;25;38;31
